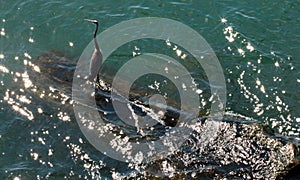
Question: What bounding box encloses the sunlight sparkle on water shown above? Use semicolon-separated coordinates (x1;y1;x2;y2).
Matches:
257;57;262;64
164;66;169;73
223;26;237;43
165;39;171;46
48;149;53;156
0;65;9;73
246;42;255;52
24;52;32;59
28;37;34;43
57;111;71;122
18;95;31;104
260;85;266;93
37;107;43;114
256;78;261;86
30;149;39;161
3;88;35;120
23;59;41;72
176;49;182;57
22;71;33;89
0;28;5;36
181;53;187;59
237;48;245;57
220;17;227;23
196;89;203;94
38;137;46;145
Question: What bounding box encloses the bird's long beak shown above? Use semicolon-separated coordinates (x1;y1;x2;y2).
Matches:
85;19;98;24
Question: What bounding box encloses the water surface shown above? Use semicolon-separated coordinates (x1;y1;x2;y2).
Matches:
0;0;299;179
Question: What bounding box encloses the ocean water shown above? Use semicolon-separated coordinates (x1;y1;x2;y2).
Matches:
0;0;299;179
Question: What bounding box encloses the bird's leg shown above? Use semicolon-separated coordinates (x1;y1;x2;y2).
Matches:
96;73;100;84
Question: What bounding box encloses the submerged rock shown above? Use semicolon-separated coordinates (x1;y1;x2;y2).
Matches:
33;51;75;92
32;51;299;179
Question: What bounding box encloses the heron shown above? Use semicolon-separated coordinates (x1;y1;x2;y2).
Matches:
85;19;103;83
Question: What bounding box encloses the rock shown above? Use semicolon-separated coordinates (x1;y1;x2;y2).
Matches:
32;51;299;179
33;51;76;92
142;118;300;179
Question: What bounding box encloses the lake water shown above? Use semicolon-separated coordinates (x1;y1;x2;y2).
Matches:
0;0;299;179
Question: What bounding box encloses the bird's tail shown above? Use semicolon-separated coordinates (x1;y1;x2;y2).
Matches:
87;74;99;83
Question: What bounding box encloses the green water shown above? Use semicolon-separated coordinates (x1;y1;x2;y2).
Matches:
0;0;299;179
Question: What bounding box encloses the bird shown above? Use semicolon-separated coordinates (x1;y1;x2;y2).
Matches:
85;19;103;83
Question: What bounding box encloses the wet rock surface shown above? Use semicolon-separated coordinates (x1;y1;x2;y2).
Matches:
32;51;299;179
143;119;299;179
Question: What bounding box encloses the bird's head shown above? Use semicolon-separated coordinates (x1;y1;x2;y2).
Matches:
85;19;98;25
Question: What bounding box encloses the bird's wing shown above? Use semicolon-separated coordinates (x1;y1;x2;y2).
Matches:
89;49;103;80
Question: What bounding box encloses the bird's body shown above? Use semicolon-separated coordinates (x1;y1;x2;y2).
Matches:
89;40;102;82
85;19;103;82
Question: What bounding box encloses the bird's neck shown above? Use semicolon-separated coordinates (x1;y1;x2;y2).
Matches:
94;38;100;51
94;23;98;39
